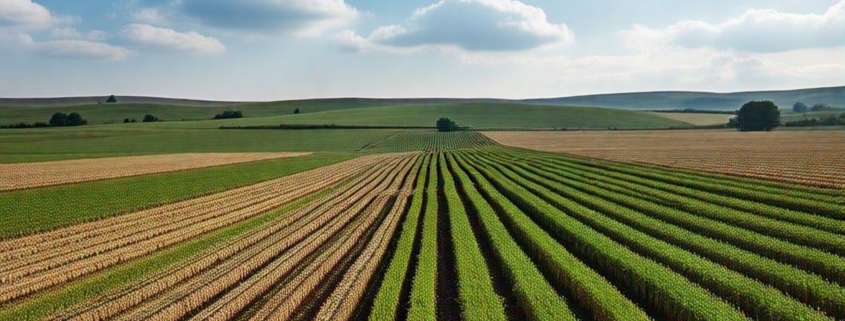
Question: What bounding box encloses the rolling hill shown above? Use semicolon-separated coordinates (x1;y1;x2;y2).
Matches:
524;86;844;111
183;103;690;130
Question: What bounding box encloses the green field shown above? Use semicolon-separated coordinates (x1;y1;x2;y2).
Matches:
0;99;430;125
190;103;689;130
0;127;404;163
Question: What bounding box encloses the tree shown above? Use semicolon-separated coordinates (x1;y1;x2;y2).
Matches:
124;118;131;123
214;110;243;119
735;101;780;131
106;95;117;103
49;113;68;126
811;103;832;112
143;114;159;122
66;112;88;126
436;118;458;132
294;108;301;114
793;102;808;113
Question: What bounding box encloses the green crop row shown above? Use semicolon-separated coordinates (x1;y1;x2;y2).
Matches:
368;155;430;321
458;152;748;320
452;152;651;321
513;152;845;255
437;153;506;321
366;131;496;152
405;154;440;321
445;153;574;320
481;153;844;319
514;154;845;286
0;153;355;239
533;155;845;233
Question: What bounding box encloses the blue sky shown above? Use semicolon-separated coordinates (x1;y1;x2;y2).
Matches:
0;0;842;100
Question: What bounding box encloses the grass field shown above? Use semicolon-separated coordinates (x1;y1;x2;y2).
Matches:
0;127;404;163
652;112;734;126
186;103;689;130
0;99;432;125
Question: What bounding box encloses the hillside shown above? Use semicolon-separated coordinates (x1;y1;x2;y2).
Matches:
0;98;497;125
525;86;844;111
197;103;690;130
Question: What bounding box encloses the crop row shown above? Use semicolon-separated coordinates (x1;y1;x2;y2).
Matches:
366;131;496;152
0;155;400;305
52;155;411;321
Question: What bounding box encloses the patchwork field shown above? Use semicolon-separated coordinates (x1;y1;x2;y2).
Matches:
0;152;310;191
1;133;843;320
484;130;845;188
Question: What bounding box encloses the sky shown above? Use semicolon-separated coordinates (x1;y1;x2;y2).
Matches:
0;0;843;100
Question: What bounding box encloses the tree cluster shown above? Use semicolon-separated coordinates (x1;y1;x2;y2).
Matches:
436;118;460;132
106;95;118;103
214;110;244;120
1;112;88;129
50;112;88;127
785;113;845;127
793;102;837;113
733;101;780;132
143;114;160;122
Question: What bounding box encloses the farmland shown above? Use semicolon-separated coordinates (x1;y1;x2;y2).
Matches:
1;133;843;320
0;152;309;191
485;130;845;188
1;94;844;321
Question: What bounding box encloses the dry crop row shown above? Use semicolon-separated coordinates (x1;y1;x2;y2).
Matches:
483;130;845;188
0;154;398;305
51;153;419;321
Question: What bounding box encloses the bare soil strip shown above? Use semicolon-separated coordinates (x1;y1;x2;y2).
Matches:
0;152;311;191
484;130;845;188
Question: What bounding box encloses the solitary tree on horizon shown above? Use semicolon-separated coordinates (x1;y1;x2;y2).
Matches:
736;101;780;131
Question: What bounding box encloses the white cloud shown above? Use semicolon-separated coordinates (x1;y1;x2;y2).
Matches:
121;23;225;54
133;7;169;25
0;0;54;28
626;1;845;52
50;28;109;41
345;0;574;52
2;33;131;60
177;0;359;36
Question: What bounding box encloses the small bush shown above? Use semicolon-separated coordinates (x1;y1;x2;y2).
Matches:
214;110;243;120
143;114;159;122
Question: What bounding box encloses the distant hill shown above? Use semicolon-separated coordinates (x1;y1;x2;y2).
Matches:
524;86;844;111
0;96;245;107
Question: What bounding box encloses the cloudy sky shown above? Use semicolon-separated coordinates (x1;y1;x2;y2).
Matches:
0;0;842;100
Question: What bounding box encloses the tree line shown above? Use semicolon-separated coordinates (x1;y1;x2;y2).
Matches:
0;112;88;129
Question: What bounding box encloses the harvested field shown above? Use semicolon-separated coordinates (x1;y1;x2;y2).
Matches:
484;130;845;188
0;153;396;305
0;152;311;191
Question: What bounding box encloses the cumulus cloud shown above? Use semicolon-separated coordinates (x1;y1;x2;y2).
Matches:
626;1;845;52
121;24;225;54
0;0;54;28
50;28;109;41
176;0;359;35
0;33;131;60
344;0;574;52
